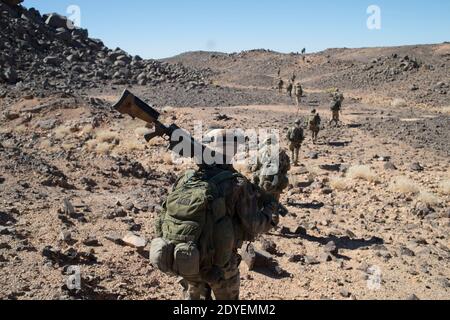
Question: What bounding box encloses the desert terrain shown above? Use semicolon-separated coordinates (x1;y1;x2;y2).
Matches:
0;1;449;300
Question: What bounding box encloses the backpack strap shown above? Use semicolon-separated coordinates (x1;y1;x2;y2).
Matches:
209;171;241;185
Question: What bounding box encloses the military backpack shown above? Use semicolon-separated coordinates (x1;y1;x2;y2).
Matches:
150;170;239;280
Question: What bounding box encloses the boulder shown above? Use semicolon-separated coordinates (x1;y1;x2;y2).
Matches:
3;0;23;6
45;13;69;29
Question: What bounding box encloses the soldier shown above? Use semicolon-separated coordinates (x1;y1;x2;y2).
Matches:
329;90;344;127
287;119;305;166
294;82;303;107
291;72;296;83
250;136;290;201
286;81;293;98
153;130;281;301
277;78;284;94
307;109;321;144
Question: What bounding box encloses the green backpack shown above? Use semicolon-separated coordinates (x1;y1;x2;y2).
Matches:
150;170;238;279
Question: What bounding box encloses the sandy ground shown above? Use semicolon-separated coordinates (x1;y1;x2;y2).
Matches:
0;96;449;300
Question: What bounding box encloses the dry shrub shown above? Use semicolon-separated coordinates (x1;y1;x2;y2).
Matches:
54;126;72;139
95;130;119;144
14;125;27;134
80;124;94;135
306;165;321;182
115;139;146;154
147;136;165;146
390;177;420;195
347;165;378;183
442;106;450;115
417;191;441;205
162;106;175;113
438;180;450;195
330;177;352;191
163;153;174;165
61;143;76;151
39;139;52;149
95;142;114;155
85;139;98;151
391;98;407;108
134;127;151;138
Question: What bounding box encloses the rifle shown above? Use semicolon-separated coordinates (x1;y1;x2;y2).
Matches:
112;90;289;219
112;89;211;162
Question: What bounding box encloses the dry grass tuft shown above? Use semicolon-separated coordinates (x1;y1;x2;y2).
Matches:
442;106;450;115
330;176;352;191
134;127;151;138
417;191;441;205
14;125;28;134
391;98;407;108
54;125;72;139
306;166;321;182
95;142;114;155
147;136;165;146
438;180;450;195
163;153;174;165
390;177;420;195
85;139;98;151
115;139;146;154
347;165;379;183
80;124;94;135
95;130;120;144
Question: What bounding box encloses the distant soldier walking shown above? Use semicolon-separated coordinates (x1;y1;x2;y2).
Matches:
329;90;344;127
291;72;296;83
307;109;321;144
294;83;303;107
277;78;284;94
287;119;305;166
286;81;293;98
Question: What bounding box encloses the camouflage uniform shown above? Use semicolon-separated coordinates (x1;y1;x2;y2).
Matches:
277;78;284;94
287;120;304;166
179;165;277;300
286;82;293;98
250;141;291;201
308;110;321;144
329;92;344;126
294;83;303;107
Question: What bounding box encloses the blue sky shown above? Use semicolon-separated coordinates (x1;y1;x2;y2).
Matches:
24;0;450;59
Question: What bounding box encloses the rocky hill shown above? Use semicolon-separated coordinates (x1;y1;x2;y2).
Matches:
164;45;450;108
0;1;209;95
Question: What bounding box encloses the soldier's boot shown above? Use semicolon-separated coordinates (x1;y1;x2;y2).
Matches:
182;280;210;300
210;273;240;300
210;253;241;300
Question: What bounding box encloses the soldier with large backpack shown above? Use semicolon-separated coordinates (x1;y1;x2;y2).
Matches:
249;136;291;202
150;130;281;300
329;90;344;127
286;81;293;98
294;83;303;107
307;109;321;144
277;78;284;94
287;119;305;166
